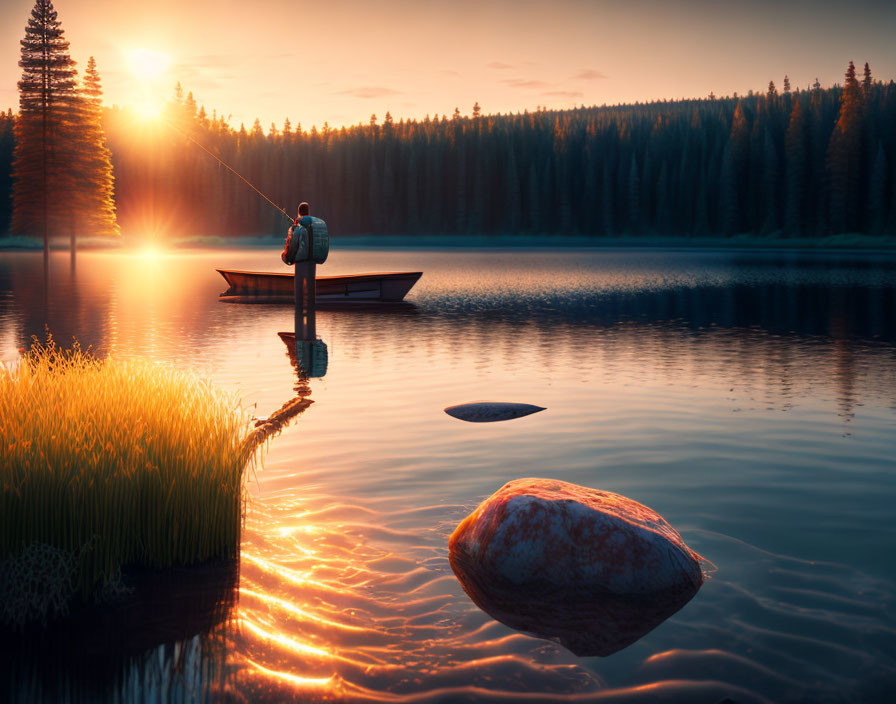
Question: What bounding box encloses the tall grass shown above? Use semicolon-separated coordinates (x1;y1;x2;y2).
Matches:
0;338;253;606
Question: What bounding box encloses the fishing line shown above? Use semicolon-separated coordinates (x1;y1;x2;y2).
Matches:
162;117;295;225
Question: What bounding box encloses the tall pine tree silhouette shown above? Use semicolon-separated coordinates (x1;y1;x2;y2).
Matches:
71;56;119;250
0;112;13;232
784;96;807;236
826;61;864;234
11;0;80;264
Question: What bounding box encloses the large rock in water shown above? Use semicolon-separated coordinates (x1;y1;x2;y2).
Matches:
449;478;704;656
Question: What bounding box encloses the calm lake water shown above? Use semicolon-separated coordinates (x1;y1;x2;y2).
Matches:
1;246;895;703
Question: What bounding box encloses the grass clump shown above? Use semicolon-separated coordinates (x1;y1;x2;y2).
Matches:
0;338;252;620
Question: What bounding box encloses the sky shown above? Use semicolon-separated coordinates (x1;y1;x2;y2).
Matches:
1;0;895;131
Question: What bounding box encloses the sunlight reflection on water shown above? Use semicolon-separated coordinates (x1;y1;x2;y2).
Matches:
1;247;895;702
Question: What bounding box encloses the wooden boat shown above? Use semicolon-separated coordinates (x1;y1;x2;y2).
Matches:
217;269;422;303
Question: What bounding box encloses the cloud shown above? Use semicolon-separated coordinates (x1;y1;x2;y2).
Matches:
440;69;461;76
575;69;609;80
170;64;229;81
487;61;514;70
187;52;291;66
502;78;551;89
543;90;584;99
186;54;242;66
337;86;401;99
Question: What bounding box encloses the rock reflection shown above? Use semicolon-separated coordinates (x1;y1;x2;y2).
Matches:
447;573;701;658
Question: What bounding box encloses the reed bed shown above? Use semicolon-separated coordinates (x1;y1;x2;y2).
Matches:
0;338;253;615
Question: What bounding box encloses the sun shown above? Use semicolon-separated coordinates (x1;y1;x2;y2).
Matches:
127;48;170;80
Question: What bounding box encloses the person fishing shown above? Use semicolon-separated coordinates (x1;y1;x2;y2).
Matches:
282;201;312;265
165;116;330;267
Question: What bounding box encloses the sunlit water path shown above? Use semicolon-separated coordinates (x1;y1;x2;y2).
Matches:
1;247;895;702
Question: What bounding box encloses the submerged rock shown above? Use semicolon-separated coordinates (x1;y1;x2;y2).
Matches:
449;478;704;656
444;401;545;423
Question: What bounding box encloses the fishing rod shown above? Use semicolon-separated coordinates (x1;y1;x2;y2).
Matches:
162;117;296;225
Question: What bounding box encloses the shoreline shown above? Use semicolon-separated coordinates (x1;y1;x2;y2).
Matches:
2;232;896;253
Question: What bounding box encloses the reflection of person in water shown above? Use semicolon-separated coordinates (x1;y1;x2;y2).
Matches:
281;201;311;264
244;333;327;452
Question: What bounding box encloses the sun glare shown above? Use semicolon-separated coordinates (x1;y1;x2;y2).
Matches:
134;100;163;120
138;244;165;260
127;48;171;80
124;47;171;120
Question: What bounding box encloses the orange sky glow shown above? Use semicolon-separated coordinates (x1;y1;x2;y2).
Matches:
1;0;895;131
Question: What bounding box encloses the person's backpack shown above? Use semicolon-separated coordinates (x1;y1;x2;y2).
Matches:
281;216;329;265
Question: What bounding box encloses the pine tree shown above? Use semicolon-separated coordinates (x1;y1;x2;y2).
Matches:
627;154;640;234
424;135;441;232
382;146;396;229
761;129;779;234
807;80;829;234
601;155;614;235
866;142;887;234
582;146;598;234
455;137;466;233
470;152;485;233
886;165;896;236
655;161;671;234
11;0;80;261
862;62;873;99
827;61;864;233
783;76;791;94
70;56;119;246
540;157;553;232
555;132;573;233
719;143;737;236
527;163;539;232
784;97;807;235
693;166;709;236
406;148;420;233
504;138;521;233
0;111;14;232
721;101;749;235
368;147;381;233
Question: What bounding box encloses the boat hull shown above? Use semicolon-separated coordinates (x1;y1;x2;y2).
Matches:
217;269;422;303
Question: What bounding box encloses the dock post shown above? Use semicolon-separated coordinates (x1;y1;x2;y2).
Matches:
294;258;316;341
307;260;316;340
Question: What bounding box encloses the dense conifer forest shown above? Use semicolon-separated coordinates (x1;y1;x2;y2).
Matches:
2;62;896;241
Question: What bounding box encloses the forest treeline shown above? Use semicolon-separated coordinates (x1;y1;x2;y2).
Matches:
3;61;896;240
